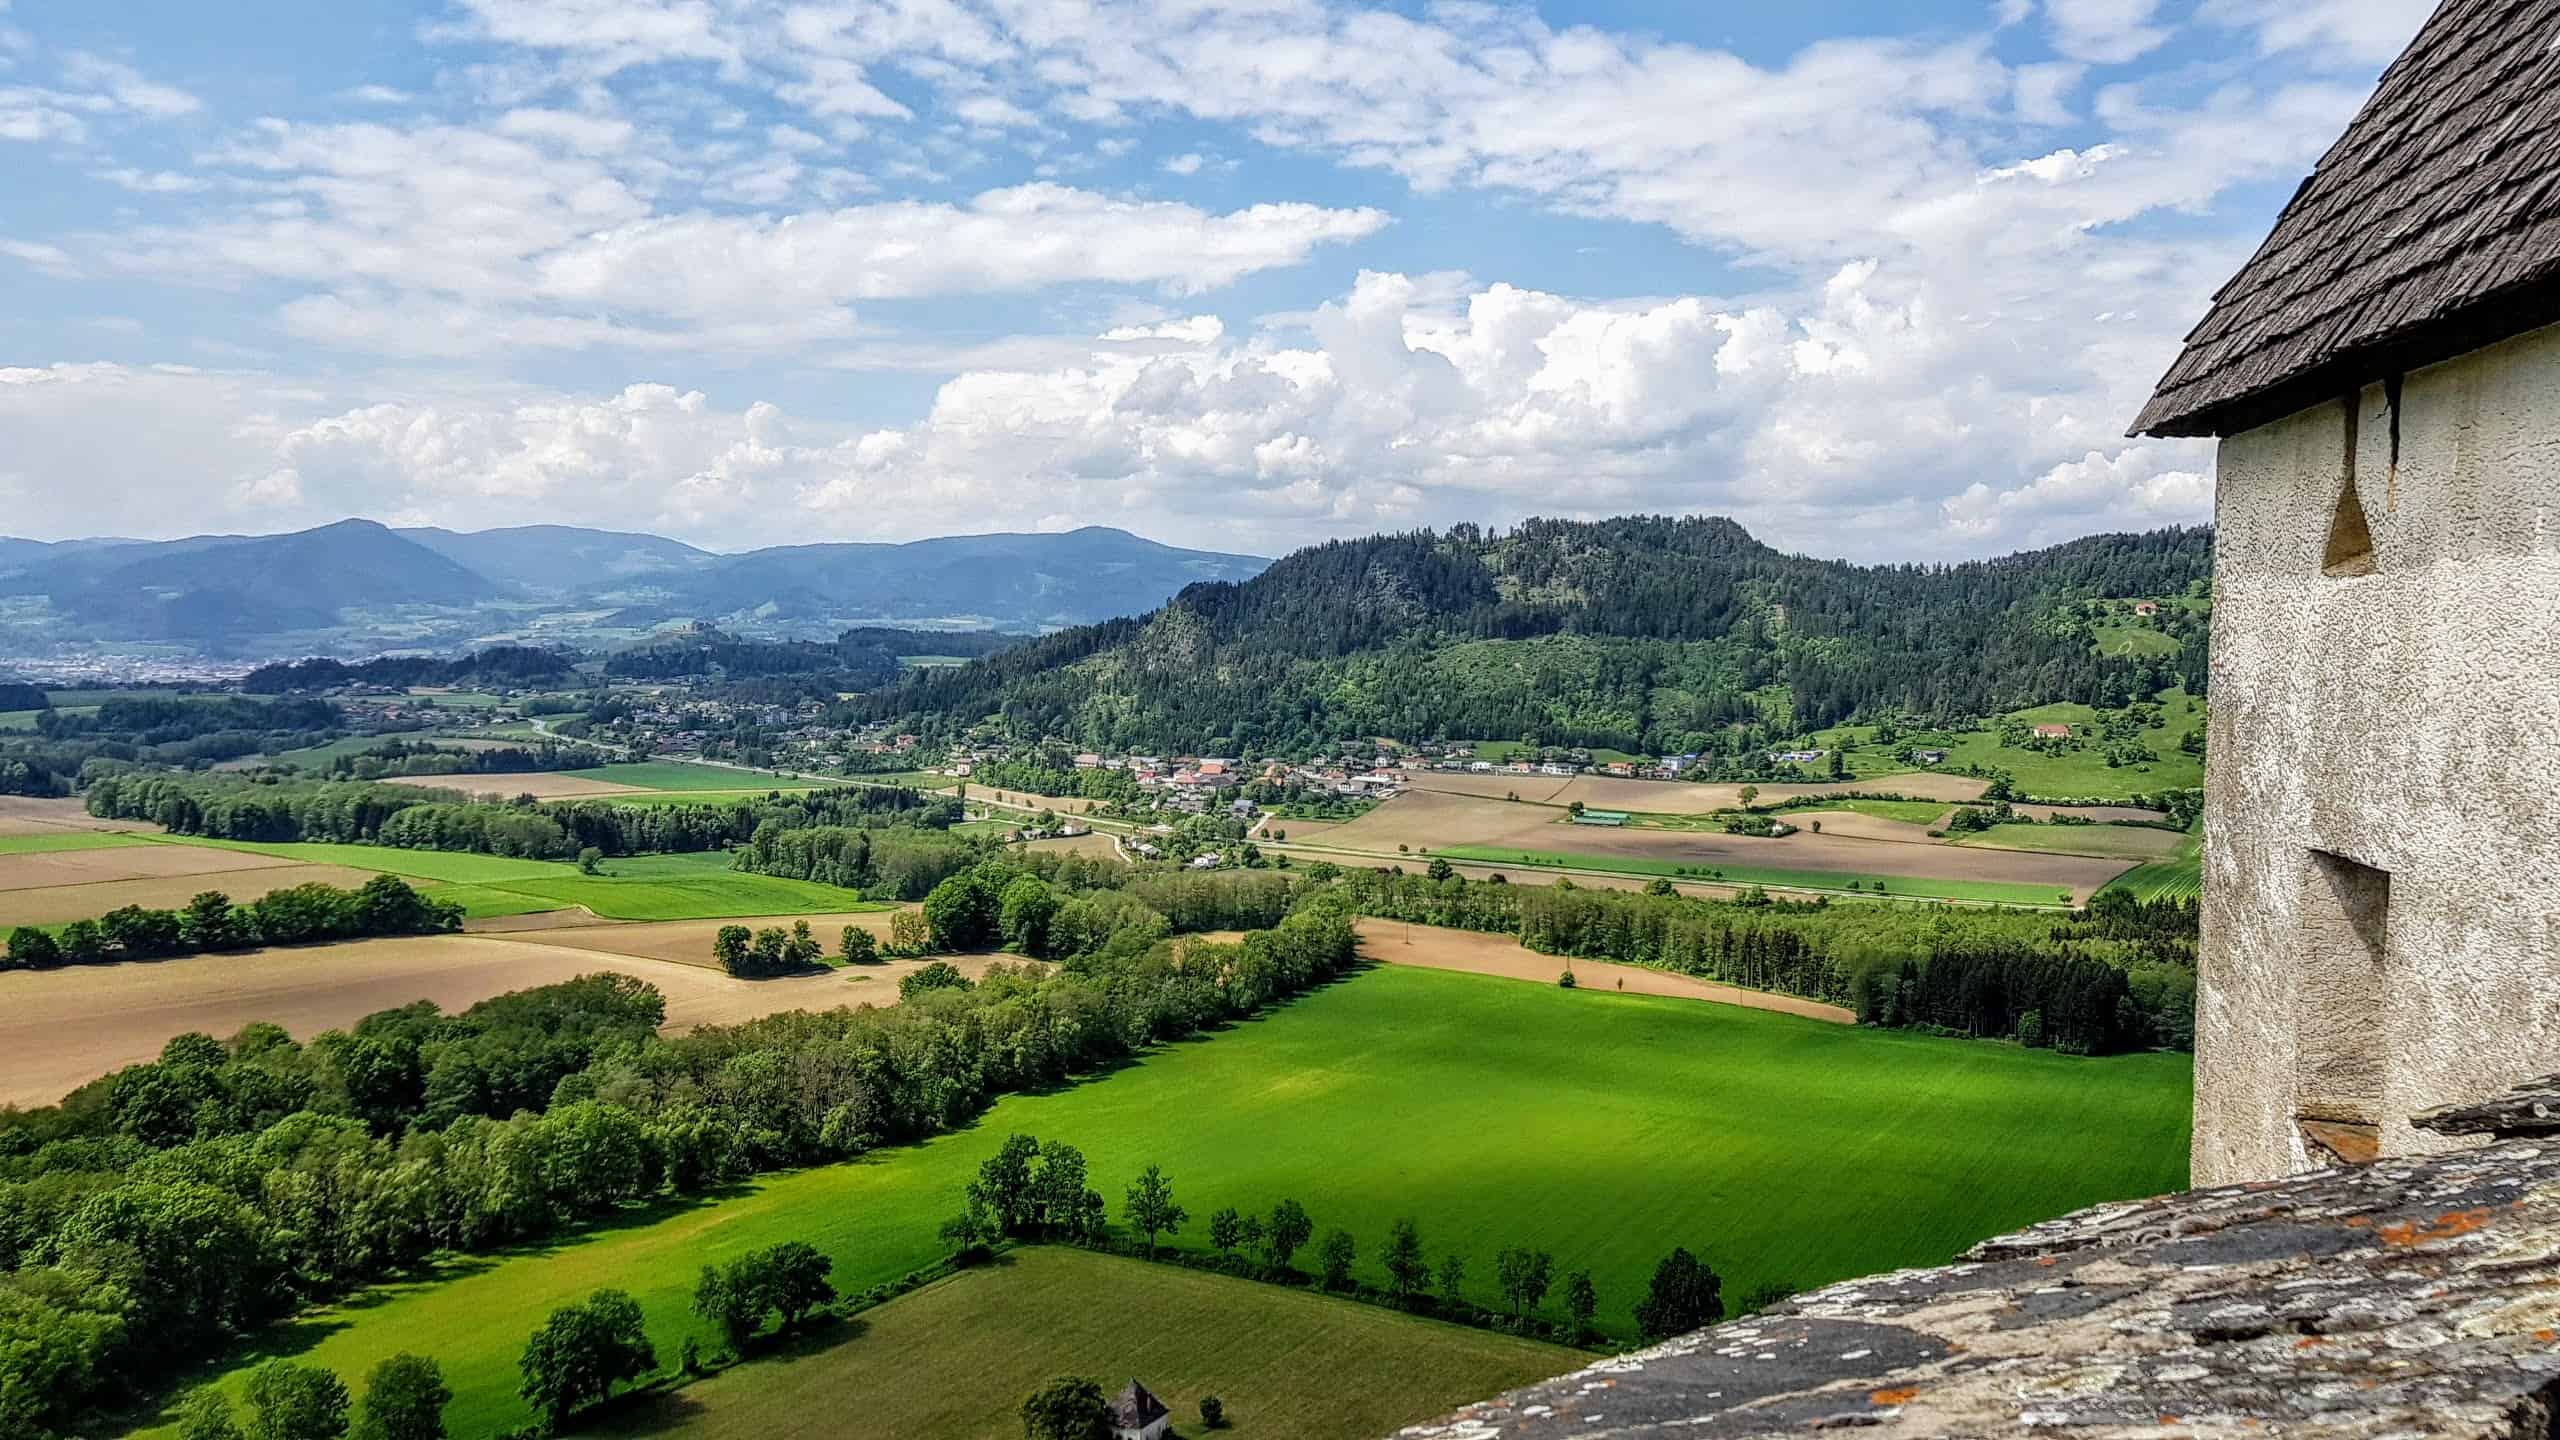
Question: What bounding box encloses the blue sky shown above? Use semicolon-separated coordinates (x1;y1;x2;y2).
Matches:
0;0;2427;558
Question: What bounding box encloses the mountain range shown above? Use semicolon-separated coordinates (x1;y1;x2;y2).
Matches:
866;516;2215;755
0;520;1268;659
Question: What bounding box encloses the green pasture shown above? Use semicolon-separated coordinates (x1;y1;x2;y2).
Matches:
566;762;831;792
1816;688;2204;799
596;788;827;808
404;690;505;709
1465;739;1647;766
0;831;153;855
588;1247;1573;1440
1635;798;1952;830
0;709;39;731
2099;832;2204;901
147;838;888;921
1952;823;2183;859
133;964;2190;1438
1434;844;2072;906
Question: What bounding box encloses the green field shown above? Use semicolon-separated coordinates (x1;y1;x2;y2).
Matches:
1435;844;2071;905
0;830;153;854
1952;823;2182;859
590;1247;1573;1440
598;787;830;807
1814;689;2205;799
568;762;833;792
2090;621;2184;659
134;964;2190;1438
0;709;39;731
261;731;440;767
404;690;505;709
2100;832;2204;900
1631;798;1952;830
149;839;889;921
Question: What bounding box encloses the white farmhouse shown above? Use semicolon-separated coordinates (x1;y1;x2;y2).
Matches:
2131;0;2560;1185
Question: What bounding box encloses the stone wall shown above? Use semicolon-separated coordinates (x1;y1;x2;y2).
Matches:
2199;319;2560;1184
1402;1083;2560;1438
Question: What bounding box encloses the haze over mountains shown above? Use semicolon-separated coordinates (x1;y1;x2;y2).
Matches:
0;520;1268;659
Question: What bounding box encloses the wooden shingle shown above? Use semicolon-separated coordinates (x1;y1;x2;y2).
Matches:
2133;0;2560;437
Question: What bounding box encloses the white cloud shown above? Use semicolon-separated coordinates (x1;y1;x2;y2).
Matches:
0;237;76;275
1162;151;1204;175
2199;0;2432;64
57;52;199;117
2042;0;2170;63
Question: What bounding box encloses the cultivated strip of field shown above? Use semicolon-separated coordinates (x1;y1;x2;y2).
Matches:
1404;770;1576;803
1024;831;1124;860
0;795;151;836
0;842;301;892
1352;917;1854;1023
383;772;646;799
1951;822;2186;859
0;831;155;855
136;965;2190;1438
2100;832;2205;900
1777;810;1946;844
0;863;394;928
1433;844;2088;906
139;839;889;923
586;1247;1575;1440
0;935;896;1108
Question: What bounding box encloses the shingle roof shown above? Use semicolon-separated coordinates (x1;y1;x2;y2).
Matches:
1110;1379;1168;1428
2131;0;2560;437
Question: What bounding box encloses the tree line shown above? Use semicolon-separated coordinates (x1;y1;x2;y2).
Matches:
864;517;2212;754
0;903;1359;1437
3;874;461;971
80;772;954;865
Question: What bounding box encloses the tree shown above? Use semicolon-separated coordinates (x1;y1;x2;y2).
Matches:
1737;785;1759;810
242;1359;350;1440
1030;1142;1105;1242
1634;1247;1724;1341
1642;877;1676;897
761;1241;836;1329
838;925;878;965
576;847;604;875
4;924;61;970
970;1134;1042;1236
1264;1199;1312;1273
998;875;1059;956
1381;1219;1428;1306
1563;1271;1598;1344
1123;1164;1186;1259
353;1354;450;1440
517;1289;655;1431
1317;1229;1357;1291
1494;1247;1554;1324
899;960;973;999
923;872;999;951
712;924;751;976
888;908;934;955
1425;855;1454;882
177;1390;243;1440
694;1263;759;1354
1019;1376;1110;1440
1437;1252;1469;1311
1207;1206;1244;1258
1199;1396;1226;1429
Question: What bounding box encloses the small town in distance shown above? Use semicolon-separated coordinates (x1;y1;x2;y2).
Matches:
3;2;2558;1439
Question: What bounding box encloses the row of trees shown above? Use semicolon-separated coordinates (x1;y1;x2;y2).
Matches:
0;904;1361;1436
3;875;461;971
1318;866;2195;1052
949;1146;1742;1349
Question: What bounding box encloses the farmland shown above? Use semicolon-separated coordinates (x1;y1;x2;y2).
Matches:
1295;785;2129;904
2102;832;2206;900
587;1247;1574;1440
133;963;2191;1438
1952;822;2187;859
1434;844;2079;905
0;933;902;1108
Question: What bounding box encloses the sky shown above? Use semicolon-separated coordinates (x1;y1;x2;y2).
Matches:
0;0;2430;560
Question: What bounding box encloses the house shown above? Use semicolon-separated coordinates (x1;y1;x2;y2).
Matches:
1571;809;1629;827
1186;852;1221;870
2132;600;2161;616
1108;1380;1170;1440
1909;747;1947;765
2029;723;2071;740
2130;0;2560;1185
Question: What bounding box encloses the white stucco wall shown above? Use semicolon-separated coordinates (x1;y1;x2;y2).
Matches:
2198;319;2560;1186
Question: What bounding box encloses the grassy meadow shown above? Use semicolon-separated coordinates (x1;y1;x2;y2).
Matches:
1811;687;2205;800
1435;843;2073;905
565;761;829;791
2100;831;2205;900
133;964;2190;1438
151;838;889;921
0;831;153;855
586;1247;1573;1440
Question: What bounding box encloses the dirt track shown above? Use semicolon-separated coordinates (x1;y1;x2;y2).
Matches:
1353;918;1854;1023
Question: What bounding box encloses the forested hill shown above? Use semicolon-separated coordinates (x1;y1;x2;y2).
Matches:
864;517;2213;755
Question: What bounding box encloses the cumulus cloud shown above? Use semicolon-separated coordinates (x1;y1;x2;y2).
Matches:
0;269;2216;556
